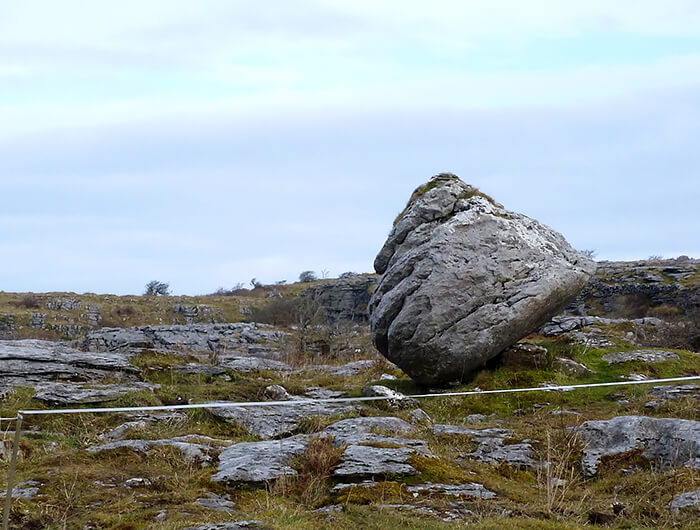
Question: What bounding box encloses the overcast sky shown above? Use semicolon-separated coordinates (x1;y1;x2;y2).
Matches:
1;1;699;295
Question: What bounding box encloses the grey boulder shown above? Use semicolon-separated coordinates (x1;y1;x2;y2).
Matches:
574;416;700;477
369;174;595;385
211;436;309;484
668;489;700;514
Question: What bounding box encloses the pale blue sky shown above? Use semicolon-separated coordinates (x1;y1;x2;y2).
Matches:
1;1;699;294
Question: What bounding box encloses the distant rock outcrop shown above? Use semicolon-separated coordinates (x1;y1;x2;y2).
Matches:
83;323;287;356
299;274;377;323
0;339;139;386
369;174;595;385
565;258;699;317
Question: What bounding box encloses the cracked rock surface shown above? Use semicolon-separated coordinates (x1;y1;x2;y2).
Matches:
574;416;700;477
332;445;421;477
0;339;138;386
212;436;309;484
368;173;595;385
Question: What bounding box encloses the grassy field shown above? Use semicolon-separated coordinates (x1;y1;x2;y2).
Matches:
1;328;698;529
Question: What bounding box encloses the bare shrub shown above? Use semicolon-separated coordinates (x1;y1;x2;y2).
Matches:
17;294;41;309
251;298;298;326
645;308;700;352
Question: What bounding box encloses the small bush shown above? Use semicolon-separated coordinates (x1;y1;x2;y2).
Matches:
252;298;298;326
17;294;41;309
144;280;170;296
298;270;317;283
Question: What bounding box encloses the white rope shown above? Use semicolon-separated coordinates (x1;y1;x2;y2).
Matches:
1;375;696;417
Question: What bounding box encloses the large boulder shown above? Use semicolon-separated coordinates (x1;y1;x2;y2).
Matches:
369;174;595;385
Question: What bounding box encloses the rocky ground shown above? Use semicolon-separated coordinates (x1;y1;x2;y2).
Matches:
1;261;699;529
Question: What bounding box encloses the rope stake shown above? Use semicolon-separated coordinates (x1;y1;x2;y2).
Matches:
2;413;23;530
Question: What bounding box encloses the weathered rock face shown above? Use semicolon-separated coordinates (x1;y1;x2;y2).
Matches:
369;174;595;385
299;275;378;323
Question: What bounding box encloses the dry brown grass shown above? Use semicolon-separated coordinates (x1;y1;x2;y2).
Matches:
272;436;344;508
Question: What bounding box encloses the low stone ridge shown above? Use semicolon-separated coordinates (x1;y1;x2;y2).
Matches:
207;398;356;439
0;339;139;386
83;323;286;355
299;274;378;323
330;480;495;500
320;416;423;448
540;315;665;336
433;424;539;469
553;357;593;375
196;492;236;513
377;503;475;522
649;384;699;401
361;385;419;409
326;416;434;478
332;445;421;477
172;363;227;376
211;416;432;486
310;359;379;376
33;381;158;404
467;438;539;469
211;436;309;484
11;480;41;499
98;412;186;442
88;435;231;464
183;522;268;530
574;416;700;477
406;482;497;499
219;357;292;373
369;173;595;385
172;303;217;324
668;489;700;513
601;350;680;364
